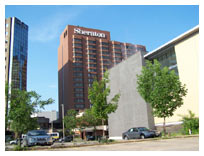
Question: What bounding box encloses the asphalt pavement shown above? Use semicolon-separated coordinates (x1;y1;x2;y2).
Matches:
37;136;199;151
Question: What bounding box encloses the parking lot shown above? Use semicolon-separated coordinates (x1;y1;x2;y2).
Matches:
37;136;199;151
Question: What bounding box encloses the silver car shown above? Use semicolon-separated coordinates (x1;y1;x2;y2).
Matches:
22;130;53;147
122;127;159;140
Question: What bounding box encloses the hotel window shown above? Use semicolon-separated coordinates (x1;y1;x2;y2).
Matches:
74;83;83;87
73;62;83;66
89;54;96;58
73;67;83;71
73;38;82;42
115;53;122;57
102;51;110;55
102;56;110;59
89;64;97;67
73;72;83;77
74;53;83;57
103;60;110;64
114;44;121;48
102;47;109;50
74;98;84;103
88;68;97;72
74;93;83;97
115;57;122;61
88;73;97;77
73;43;82;47
89;49;97;53
74;88;83;92
88;78;94;83
102;42;109;46
75;104;85;109
89;59;97;63
74;48;82;52
114;48;121;52
88;45;96;49
88;40;96;44
5;48;7;52
75;58;83;61
73;77;83;82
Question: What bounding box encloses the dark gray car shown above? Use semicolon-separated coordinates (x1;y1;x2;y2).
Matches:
122;127;158;140
22;130;53;147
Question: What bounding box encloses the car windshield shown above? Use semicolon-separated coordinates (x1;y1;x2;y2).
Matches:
138;127;149;131
28;130;48;136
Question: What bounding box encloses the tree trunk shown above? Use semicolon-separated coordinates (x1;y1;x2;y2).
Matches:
102;119;105;137
163;117;166;136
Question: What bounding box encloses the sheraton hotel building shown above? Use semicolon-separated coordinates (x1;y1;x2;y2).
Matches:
58;25;146;120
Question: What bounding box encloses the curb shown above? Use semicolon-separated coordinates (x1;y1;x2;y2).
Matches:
9;134;199;151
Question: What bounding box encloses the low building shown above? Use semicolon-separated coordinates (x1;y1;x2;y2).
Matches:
108;26;199;139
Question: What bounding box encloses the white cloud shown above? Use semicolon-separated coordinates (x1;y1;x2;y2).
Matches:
29;7;82;42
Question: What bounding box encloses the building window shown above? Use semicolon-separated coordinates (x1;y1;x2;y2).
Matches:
88;40;96;44
73;77;83;82
102;56;110;59
73;62;83;66
73;72;83;77
89;59;97;63
6;32;8;36
102;42;108;46
74;53;83;57
74;88;83;92
74;98;84;103
88;78;94;83
74;58;83;62
89;54;96;58
74;48;82;52
73;43;82;47
88;68;97;72
88;73;97;78
73;67;83;71
64;30;67;38
114;48;121;52
89;64;97;67
73;38;82;42
114;44;121;48
102;47;109;50
5;48;7;52
115;53;122;57
75;104;85;109
88;45;96;49
74;93;83;97
89;49;97;53
102;51;110;55
115;57;122;61
74;83;83;87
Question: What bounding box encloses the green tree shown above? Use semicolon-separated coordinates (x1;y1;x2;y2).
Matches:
64;109;78;135
136;60;187;134
88;71;120;137
81;109;101;139
8;88;54;138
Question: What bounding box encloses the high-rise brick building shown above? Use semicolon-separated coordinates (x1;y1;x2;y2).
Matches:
58;25;146;121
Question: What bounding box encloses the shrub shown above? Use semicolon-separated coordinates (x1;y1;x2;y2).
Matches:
181;110;199;134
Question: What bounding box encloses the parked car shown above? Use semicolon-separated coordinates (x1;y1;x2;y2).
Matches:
59;135;73;142
86;135;102;141
48;132;59;142
122;127;160;140
22;130;53;147
9;138;23;145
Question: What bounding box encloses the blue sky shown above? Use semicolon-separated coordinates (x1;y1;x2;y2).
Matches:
5;5;199;112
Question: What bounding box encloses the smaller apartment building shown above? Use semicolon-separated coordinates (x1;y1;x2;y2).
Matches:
108;26;199;139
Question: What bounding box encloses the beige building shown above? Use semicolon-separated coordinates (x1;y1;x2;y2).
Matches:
144;25;199;125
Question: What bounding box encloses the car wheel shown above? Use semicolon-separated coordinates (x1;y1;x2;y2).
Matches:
124;136;129;140
140;135;145;139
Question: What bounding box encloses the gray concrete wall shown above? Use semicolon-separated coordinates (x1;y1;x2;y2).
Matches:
107;51;155;139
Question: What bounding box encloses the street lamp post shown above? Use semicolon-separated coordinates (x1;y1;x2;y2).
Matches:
61;104;65;139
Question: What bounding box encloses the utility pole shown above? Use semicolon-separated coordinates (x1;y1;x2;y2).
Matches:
61;104;65;138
